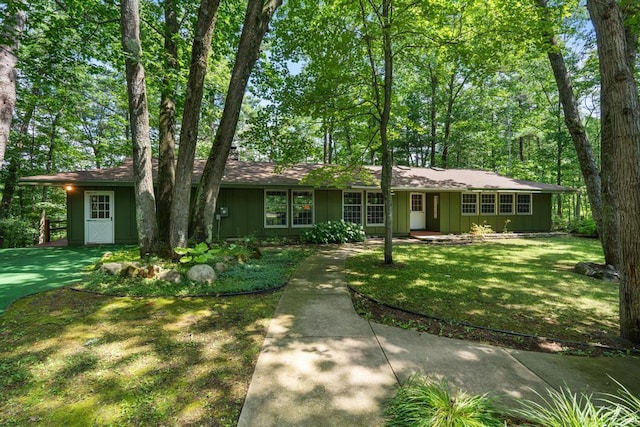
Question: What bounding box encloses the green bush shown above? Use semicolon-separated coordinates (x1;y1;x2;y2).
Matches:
302;220;366;244
514;381;640;427
0;217;38;248
567;218;598;237
384;375;504;427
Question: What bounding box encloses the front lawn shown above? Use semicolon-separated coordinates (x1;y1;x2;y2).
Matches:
0;246;311;426
346;237;635;354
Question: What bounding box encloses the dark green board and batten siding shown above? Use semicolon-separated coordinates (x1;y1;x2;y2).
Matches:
65;186;554;245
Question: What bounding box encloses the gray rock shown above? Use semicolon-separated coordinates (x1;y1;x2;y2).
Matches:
215;262;228;273
158;269;182;284
101;262;125;275
187;264;216;284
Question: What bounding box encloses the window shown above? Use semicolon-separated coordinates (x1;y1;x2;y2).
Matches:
480;193;496;215
367;192;385;226
343;191;363;224
499;194;514;215
265;190;288;227
461;193;478;215
517;193;532;215
411;194;423;212
292;190;314;227
90;194;111;219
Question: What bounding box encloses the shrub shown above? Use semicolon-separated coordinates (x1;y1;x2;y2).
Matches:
384;375;504;427
469;222;494;237
302;220;366;244
0;217;38;248
514;381;640;427
567;217;598;237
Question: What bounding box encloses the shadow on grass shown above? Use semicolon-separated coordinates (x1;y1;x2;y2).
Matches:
345;238;621;346
0;288;280;426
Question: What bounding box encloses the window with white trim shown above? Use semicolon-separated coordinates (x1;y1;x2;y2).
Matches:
517;193;532;215
292;190;314;227
265;190;288;227
480;193;496;215
499;194;514;214
367;192;385;226
461;193;478;215
343;191;363;224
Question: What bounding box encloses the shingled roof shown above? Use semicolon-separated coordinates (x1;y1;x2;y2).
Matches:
19;159;571;192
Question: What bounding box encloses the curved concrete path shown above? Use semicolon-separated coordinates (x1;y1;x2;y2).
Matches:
238;247;640;426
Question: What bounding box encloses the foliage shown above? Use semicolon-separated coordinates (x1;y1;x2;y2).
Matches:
302;220;366;244
174;242;216;264
469;222;495;237
0;287;280;426
345;238;623;346
0;217;37;248
567;217;598;237
384;375;504;427
514;381;640;427
80;246;312;296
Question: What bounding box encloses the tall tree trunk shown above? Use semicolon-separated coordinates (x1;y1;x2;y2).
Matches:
0;94;35;219
536;0;618;267
120;0;158;256
380;0;393;265
428;64;438;166
0;1;26;168
156;0;179;256
588;0;640;343
191;0;282;243
169;0;221;251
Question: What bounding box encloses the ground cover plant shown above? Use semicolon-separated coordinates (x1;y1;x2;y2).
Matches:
346;237;637;354
76;245;312;296
0;245;312;425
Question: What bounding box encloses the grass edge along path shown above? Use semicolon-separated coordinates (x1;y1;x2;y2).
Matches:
345;237;638;355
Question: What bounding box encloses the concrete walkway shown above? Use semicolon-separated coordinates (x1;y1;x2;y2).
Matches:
238;247;640;426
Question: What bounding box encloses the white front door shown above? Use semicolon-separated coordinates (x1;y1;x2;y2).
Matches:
85;191;114;244
410;193;425;230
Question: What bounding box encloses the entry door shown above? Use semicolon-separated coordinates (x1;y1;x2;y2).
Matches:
410;193;425;230
85;191;114;244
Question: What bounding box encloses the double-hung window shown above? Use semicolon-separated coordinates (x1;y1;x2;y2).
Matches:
499;194;514;214
292;190;314;227
517;193;532;215
367;192;385;226
480;193;496;215
265;190;288;227
461;193;478;215
343;191;363;224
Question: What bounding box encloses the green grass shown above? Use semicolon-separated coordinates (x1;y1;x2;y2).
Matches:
0;246;110;313
0;245;312;425
76;246;313;296
346;237;619;346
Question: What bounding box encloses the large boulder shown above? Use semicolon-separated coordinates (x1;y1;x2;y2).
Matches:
187;264;216;284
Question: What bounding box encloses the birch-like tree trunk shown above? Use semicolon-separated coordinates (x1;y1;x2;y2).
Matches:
0;1;27;168
191;0;282;242
588;0;640;343
120;0;158;256
169;0;220;251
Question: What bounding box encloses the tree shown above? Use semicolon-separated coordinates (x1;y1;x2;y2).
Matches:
0;0;27;168
536;0;619;268
587;0;640;343
191;0;282;243
120;0;159;255
169;0;221;251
